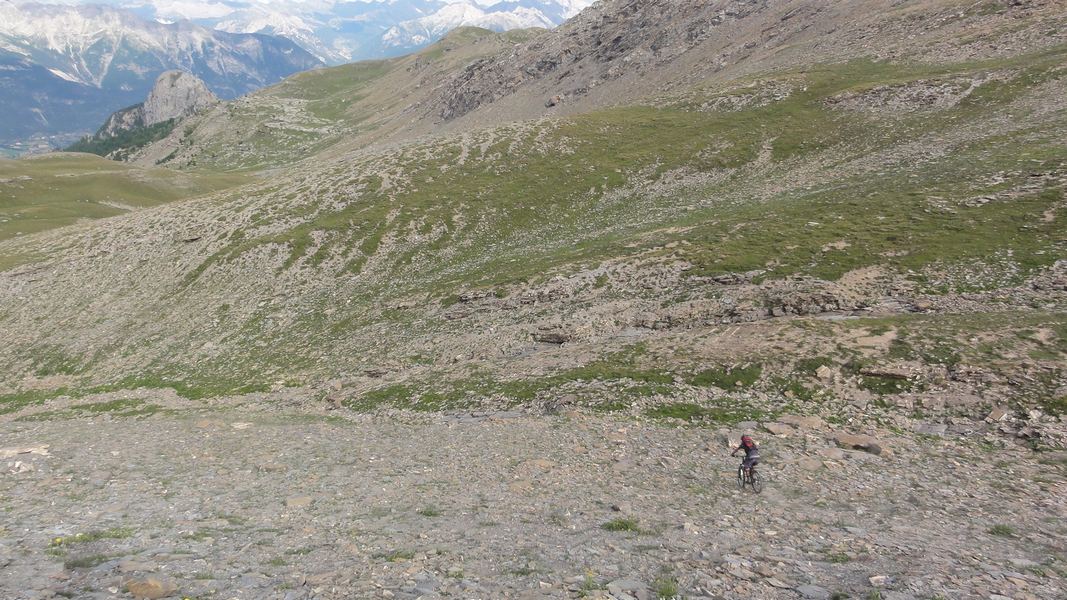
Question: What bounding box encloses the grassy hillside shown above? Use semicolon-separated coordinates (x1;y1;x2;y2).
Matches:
0;2;1063;419
0;153;246;242
133;27;546;172
1;43;1063;407
1;5;1065;599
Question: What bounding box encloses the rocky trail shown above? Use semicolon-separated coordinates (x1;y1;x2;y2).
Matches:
2;402;1065;599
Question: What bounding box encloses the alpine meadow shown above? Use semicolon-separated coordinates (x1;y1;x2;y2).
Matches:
1;1;1066;599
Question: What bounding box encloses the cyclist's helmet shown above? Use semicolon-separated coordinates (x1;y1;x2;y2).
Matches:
741;434;754;447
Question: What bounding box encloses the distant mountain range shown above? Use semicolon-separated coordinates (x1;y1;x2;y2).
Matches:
120;1;593;64
0;0;590;152
0;1;322;151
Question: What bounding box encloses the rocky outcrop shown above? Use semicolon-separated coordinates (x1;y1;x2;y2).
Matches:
96;71;218;139
97;105;146;139
142;71;218;127
436;0;767;121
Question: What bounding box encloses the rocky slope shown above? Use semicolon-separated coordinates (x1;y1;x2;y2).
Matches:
0;0;1063;401
126;27;546;171
1;401;1064;600
0;1;1065;595
135;0;1067;172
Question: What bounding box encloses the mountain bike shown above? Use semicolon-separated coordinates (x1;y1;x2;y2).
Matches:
737;462;763;493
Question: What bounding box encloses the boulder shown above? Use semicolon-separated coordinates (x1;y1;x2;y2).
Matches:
533;329;572;344
796;584;830;599
868;575;891;587
762;422;794;436
126;576;178;599
832;433;884;455
819;447;845;460
915;423;947;437
986;407;1010;422
779;414;826;430
606;579;647;599
285;495;314;509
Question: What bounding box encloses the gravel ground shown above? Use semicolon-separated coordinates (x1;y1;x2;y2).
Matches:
2;405;1065;599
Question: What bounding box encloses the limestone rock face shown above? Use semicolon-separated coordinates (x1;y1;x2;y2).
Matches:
142;71;219;127
98;106;145;138
96;71;218;139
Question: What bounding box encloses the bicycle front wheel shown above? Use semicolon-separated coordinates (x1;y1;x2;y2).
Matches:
750;470;763;494
737;466;746;490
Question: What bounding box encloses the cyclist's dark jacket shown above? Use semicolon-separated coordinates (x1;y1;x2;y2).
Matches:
737;440;759;459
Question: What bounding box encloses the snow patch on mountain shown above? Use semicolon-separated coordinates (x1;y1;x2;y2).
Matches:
382;2;560;49
13;1;597;65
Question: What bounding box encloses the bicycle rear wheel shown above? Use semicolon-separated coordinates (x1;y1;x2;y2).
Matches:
750;469;763;494
737;465;745;490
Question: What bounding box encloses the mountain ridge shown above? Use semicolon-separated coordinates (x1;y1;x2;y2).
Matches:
0;1;322;150
66;70;219;160
1;0;1062;403
0;2;1065;598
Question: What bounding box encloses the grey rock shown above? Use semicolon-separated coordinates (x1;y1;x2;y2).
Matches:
607;578;647;597
832;433;884;455
98;71;218;139
796;584;830;599
915;423;947;436
143;71;219;126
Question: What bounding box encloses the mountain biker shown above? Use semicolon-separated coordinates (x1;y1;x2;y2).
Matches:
731;434;760;476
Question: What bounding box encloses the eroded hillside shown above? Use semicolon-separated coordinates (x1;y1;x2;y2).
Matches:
1;1;1066;599
0;3;1063;417
130;27;546;172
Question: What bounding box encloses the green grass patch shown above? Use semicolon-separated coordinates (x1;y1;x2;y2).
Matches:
50;527;134;547
857;375;917;396
796;356;834;375
93;374;270;400
645;393;770;425
989;524;1015;537
0;388;68;415
769;376;818;402
601;518;641;532
16;398;162;422
1041;395;1067;416
0;153;245;242
654;576;679;599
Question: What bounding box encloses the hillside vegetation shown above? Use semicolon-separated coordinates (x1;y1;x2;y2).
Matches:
0;153;245;245
130;27;545;171
0;1;1063;405
1;2;1067;599
65;119;178;161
